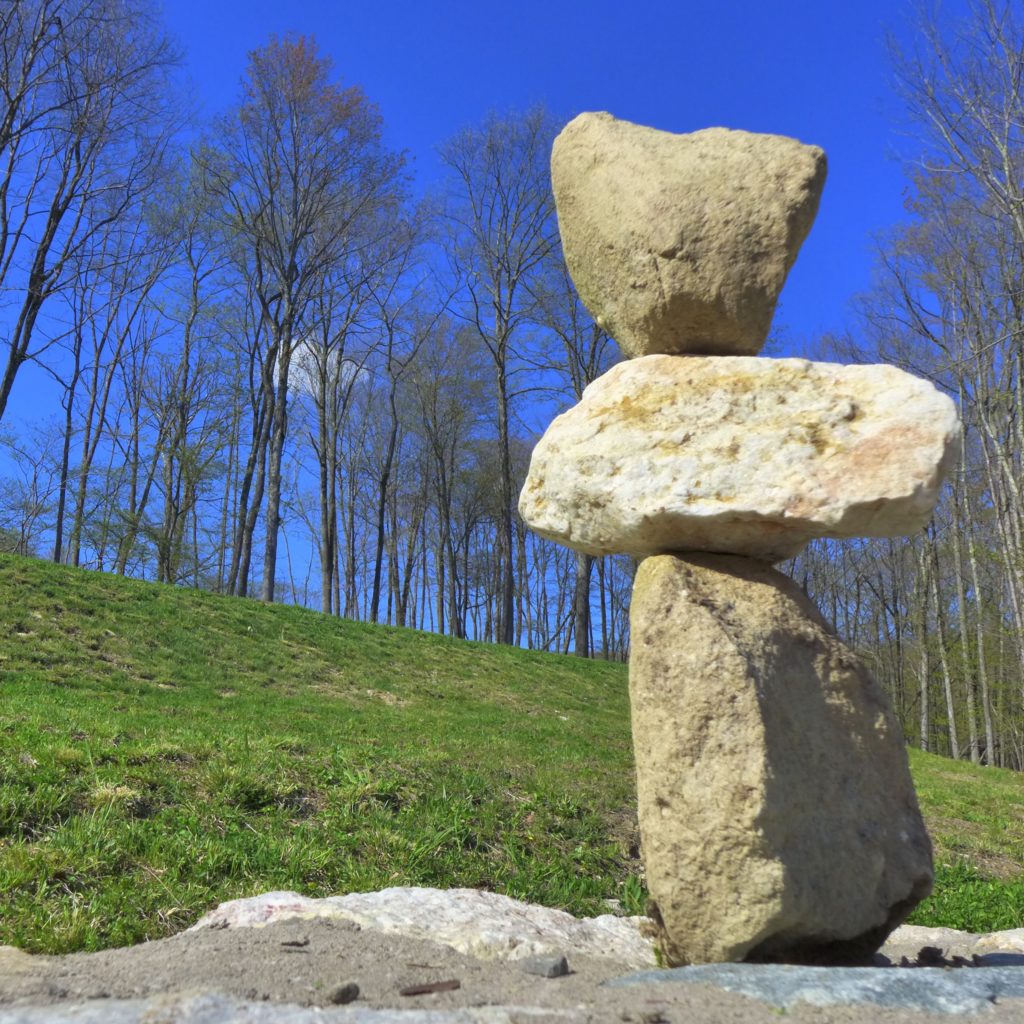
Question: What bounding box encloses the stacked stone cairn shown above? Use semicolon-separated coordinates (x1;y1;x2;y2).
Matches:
519;113;961;967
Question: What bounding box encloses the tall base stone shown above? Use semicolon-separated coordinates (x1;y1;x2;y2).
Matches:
629;553;933;966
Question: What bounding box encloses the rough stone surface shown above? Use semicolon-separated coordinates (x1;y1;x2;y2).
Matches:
551;112;826;358
519;355;960;561
607;964;1024;1014
189;887;655;968
974;928;1024;955
629;553;934;966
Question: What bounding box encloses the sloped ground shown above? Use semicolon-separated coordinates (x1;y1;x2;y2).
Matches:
2;551;1024;962
0;554;638;953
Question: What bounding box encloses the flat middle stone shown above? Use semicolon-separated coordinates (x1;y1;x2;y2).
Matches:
519;355;959;562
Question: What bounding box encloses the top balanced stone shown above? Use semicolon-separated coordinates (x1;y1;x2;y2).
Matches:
552;112;827;357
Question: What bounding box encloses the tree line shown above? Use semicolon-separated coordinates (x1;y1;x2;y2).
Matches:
794;1;1024;770
1;0;1021;767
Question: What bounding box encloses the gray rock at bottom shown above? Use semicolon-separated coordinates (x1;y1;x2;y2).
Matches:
7;972;1024;1023
630;553;934;966
0;993;580;1024
607;964;1024;1014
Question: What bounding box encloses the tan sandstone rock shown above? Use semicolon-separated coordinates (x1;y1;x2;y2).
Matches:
519;355;959;562
629;553;933;966
551;113;826;358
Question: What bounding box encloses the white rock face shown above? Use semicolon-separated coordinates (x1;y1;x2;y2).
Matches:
881;924;1024;961
519;355;960;561
189;887;657;968
972;928;1024;955
551;113;826;358
629;553;934;966
882;924;1024;962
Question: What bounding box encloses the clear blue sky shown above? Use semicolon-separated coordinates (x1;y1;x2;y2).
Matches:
1;0;970;429
161;0;968;352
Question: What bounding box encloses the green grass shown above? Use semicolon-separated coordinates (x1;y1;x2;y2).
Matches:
0;553;639;953
907;747;1024;932
1;553;1022;953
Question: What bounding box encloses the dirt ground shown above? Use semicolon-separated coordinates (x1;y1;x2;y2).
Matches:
2;917;1024;1024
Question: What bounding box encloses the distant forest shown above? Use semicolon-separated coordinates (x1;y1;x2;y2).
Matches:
1;1;1022;768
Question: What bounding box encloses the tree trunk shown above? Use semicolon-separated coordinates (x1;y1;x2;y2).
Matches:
573;552;592;658
260;342;291;603
52;359;80;563
495;356;515;644
930;544;960;760
370;384;400;624
914;540;931;751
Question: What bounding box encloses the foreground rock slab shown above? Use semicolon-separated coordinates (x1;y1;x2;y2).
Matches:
5;899;1024;1024
608;963;1024;1014
629;553;934;965
10;966;1024;1024
519;355;959;561
551;113;826;358
189;887;655;968
0;992;588;1023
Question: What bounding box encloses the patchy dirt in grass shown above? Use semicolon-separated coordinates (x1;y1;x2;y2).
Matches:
925;815;1023;880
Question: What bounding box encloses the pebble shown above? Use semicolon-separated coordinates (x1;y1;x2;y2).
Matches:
325;981;359;1005
518;955;570;978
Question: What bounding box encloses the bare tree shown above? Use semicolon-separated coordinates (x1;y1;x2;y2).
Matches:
146;179;231;585
364;228;441;624
0;0;179;422
533;256;617;656
408;323;491;638
439;106;559;644
292;210;416;615
0;421;60;554
199;34;405;603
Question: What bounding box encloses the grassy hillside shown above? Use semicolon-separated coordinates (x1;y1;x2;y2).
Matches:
1;553;1022;954
908;748;1024;931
